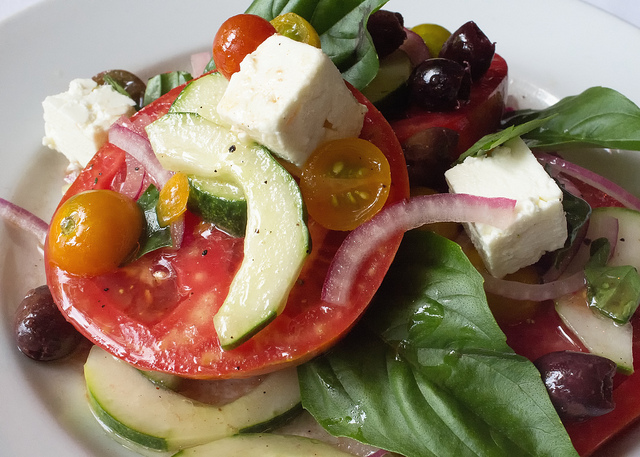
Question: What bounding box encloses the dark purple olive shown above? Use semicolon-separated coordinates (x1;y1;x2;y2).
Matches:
534;351;616;421
408;58;471;111
93;69;146;109
367;10;407;59
14;285;84;361
402;127;458;190
439;21;495;81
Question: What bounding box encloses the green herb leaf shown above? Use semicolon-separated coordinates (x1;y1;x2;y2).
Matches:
143;71;193;107
136;185;173;258
503;86;640;151
299;230;578;457
456;116;553;164
245;0;389;90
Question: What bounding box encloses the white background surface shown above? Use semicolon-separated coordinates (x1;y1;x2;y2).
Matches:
1;0;640;26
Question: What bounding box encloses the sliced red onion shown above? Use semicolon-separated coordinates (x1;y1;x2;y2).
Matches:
399;28;431;66
322;193;517;305
537;153;640;211
170;217;185;250
116;153;146;200
109;117;173;189
483;270;586;302
191;51;212;77
0;198;49;247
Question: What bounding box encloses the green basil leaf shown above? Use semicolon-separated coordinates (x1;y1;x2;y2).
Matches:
299;230;578;457
245;0;389;90
136;185;173;258
143;71;192;107
503;86;640;151
456;116;553;164
586;264;640;324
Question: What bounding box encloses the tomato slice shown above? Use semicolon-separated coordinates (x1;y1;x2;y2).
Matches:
45;82;410;379
391;53;508;159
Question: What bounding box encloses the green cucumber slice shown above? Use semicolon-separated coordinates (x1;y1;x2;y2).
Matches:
361;48;412;108
169;72;229;125
84;345;302;452
146;112;310;349
187;175;247;237
172;433;354;457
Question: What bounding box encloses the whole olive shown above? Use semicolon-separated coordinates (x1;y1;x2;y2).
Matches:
408;58;470;111
367;10;407;59
93;69;146;109
439;21;495;81
534;350;616;421
402;127;458;190
14;285;84;361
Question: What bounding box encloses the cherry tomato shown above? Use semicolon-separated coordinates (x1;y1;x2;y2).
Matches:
300;138;391;231
270;12;321;48
212;14;277;79
411;23;451;58
157;172;189;227
47;190;144;276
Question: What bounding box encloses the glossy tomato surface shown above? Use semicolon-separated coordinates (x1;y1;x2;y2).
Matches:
45;81;410;379
391;53;508;159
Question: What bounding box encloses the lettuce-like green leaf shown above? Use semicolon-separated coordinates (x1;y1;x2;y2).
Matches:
245;0;388;89
299;230;578;457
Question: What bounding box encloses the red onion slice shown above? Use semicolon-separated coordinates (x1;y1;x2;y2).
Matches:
191;51;212;77
0;198;49;247
109;117;173;189
537;153;640;211
116;153;146;200
322;193;517;305
483;270;586;302
399;28;430;66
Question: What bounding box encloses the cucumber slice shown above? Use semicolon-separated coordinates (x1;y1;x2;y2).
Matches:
556;290;634;374
146;112;310;349
84;346;302;452
169;72;229;125
172;433;354;457
361;48;412;107
589;206;640;271
187;175;247;237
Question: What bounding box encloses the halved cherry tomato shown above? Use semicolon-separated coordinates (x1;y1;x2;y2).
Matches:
270;12;321;47
157;172;189;227
300;138;391;231
47;189;144;277
212;14;277;79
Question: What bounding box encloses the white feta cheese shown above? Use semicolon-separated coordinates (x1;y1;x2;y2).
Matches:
444;137;567;278
42;78;135;169
216;35;367;167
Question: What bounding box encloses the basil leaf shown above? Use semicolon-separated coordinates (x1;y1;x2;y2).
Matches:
143;71;192;107
503;86;640;151
456;116;553;164
245;0;389;90
136;185;173;258
299;230;578;457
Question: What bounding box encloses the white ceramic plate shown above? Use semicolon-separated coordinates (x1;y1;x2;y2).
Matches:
1;0;639;455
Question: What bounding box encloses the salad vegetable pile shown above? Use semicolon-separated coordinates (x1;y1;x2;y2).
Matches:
7;0;640;456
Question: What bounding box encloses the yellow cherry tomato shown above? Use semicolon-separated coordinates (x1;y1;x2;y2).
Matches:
411;23;451;58
300;138;391;231
157;172;190;227
47;190;144;276
271;12;321;48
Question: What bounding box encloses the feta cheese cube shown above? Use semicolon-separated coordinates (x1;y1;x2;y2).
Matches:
216;35;367;167
43;78;135;169
444;137;567;278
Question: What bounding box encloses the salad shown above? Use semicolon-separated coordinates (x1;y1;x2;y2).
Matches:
3;0;640;456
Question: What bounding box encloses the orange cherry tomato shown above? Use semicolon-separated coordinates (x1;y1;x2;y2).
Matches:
212;14;277;79
47;190;144;276
157;172;189;227
300;138;392;231
270;12;321;48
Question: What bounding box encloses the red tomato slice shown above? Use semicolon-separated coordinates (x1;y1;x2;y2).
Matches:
391;53;508;159
501;175;638;456
45;82;410;379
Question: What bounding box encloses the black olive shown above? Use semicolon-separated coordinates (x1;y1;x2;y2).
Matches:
367;10;407;59
14;285;84;361
534;350;616;421
93;69;146;109
439;21;495;81
408;58;470;111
